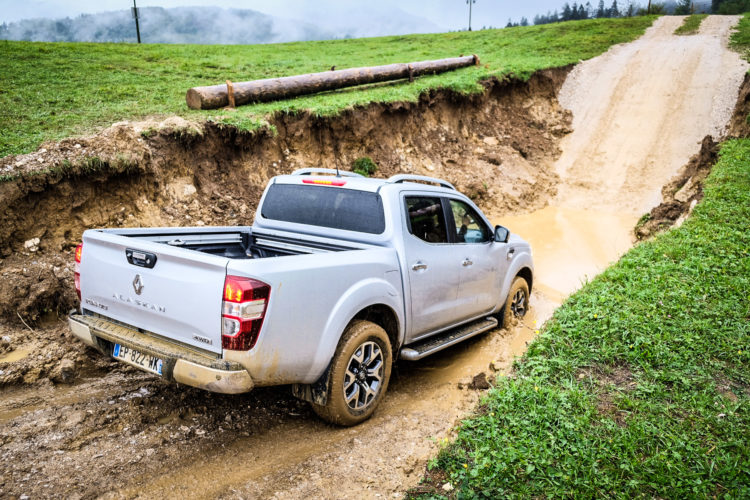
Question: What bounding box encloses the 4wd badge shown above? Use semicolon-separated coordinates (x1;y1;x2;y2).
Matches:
132;274;144;295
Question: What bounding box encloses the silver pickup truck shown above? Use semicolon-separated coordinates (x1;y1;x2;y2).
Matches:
68;169;533;425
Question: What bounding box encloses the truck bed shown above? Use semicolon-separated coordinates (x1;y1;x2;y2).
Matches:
79;226;385;356
104;226;361;259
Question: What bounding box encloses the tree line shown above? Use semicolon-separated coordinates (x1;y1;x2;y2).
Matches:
505;0;729;27
712;0;750;13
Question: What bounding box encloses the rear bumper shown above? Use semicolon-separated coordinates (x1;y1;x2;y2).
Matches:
68;312;254;394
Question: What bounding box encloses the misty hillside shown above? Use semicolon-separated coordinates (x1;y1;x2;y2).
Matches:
0;7;331;44
0;5;442;44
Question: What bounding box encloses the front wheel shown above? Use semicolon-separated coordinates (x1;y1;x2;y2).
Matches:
312;320;392;426
501;276;530;329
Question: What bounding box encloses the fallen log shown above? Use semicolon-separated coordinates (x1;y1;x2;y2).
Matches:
186;55;480;110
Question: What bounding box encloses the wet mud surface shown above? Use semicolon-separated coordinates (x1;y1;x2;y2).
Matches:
0;305;553;499
0;15;747;499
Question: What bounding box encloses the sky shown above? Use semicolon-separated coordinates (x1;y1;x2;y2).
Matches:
0;0;615;30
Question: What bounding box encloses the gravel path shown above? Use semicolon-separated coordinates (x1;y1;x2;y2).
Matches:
501;15;748;304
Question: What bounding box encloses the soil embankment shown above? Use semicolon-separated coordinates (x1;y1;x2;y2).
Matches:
0;15;747;500
0;69;569;328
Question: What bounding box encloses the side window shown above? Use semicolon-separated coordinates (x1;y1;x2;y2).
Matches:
405;197;448;244
449;200;491;243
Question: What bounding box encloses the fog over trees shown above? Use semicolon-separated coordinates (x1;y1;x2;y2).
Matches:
1;0;738;44
0;6;440;44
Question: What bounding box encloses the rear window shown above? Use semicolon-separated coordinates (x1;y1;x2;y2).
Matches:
261;183;386;234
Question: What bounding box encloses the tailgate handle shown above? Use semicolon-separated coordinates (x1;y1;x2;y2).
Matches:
125;248;157;269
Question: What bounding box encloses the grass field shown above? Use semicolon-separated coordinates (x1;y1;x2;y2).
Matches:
674;14;709;35
0;17;655;158
730;12;750;60
413;137;750;499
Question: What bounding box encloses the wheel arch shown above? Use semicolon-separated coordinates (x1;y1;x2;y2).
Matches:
351;303;401;355
516;266;533;293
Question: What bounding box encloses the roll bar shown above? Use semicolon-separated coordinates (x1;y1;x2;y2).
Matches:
291;168;364;178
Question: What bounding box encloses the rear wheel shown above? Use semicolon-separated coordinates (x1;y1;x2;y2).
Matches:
501;276;530;329
312;320;392;426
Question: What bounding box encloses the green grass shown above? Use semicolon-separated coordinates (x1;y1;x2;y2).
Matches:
412;140;750;498
0;17;656;158
674;14;708;35
730;12;750;62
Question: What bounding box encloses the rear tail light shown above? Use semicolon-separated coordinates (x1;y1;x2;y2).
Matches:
221;275;270;351
74;243;83;300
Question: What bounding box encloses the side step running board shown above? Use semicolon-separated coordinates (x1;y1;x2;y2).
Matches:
399;316;498;361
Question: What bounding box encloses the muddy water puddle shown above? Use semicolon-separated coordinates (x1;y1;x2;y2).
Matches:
122;296;556;499
0;374;145;424
0;348;31;364
498;206;637;300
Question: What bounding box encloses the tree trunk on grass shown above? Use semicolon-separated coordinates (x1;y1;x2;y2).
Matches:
185;55;480;110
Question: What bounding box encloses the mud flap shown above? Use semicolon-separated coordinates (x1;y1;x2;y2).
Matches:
292;362;332;406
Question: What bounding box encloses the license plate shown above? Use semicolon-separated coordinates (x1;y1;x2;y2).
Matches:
113;343;163;375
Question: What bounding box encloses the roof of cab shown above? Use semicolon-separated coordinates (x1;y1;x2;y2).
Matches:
271;169;458;195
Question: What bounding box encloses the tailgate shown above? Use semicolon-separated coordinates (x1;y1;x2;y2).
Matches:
79;230;228;354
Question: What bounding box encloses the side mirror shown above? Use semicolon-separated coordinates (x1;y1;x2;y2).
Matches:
494;225;509;243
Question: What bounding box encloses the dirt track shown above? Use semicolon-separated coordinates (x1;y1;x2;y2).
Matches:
0;15;747;499
503;15;747;301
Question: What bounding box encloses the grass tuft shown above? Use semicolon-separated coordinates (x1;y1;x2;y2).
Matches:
674;14;708;35
352;156;378;177
731;12;750;63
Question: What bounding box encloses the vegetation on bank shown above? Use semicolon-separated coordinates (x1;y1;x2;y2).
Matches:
0;16;656;158
411;138;750;497
674;14;709;34
730;12;750;61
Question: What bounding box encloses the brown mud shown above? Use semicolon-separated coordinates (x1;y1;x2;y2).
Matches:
0;14;747;500
729;72;750;138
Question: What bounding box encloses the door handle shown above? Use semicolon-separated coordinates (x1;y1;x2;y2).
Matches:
506;248;515;260
412;261;427;271
462;258;473;267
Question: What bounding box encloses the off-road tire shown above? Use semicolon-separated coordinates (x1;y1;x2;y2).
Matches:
312;320;392;426
501;276;530;329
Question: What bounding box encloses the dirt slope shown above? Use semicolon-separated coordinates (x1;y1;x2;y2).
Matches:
0;15;748;500
0;70;569;328
555;15;746;213
502;15;747;302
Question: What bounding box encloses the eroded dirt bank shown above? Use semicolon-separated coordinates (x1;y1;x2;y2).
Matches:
0;14;747;500
0;68;569;329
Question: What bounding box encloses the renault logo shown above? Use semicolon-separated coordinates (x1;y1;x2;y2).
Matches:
132;274;144;295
